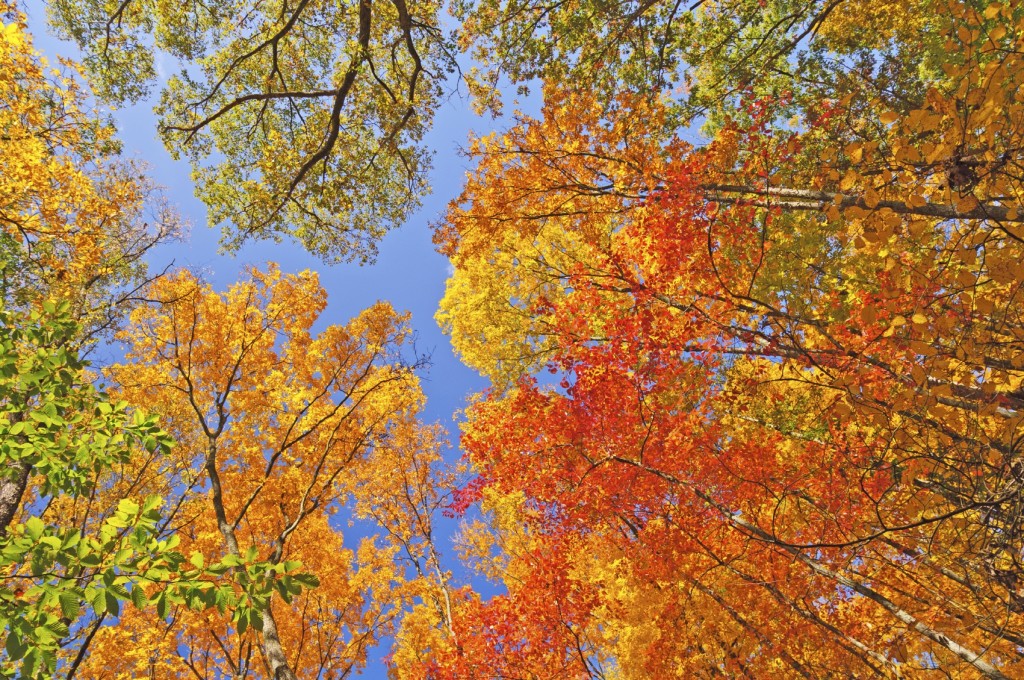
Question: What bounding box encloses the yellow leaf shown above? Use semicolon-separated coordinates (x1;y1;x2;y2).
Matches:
863;188;880;209
839;169;859;191
956;196;979;213
0;23;25;48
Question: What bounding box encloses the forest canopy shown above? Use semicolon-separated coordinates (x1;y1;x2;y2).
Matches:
2;0;1023;677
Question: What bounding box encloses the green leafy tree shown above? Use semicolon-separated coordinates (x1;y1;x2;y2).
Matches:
0;299;176;678
47;0;455;263
0;299;313;679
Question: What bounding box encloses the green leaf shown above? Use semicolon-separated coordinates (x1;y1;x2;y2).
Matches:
155;591;169;619
38;535;61;550
4;631;25;661
117;498;140;516
130;586;147;611
105;514;128;529
206;563;230;576
105;591;120;616
248;609;263;632
21;647;39;678
58;591;80;620
80;552;101;568
43;619;69;638
24;516;44;541
293;573;320;589
33;625;55;644
107;582;131;600
274;579;293;604
214;589;228;615
236;610;248;636
220;554;242;568
141;495;163;514
89;588;106;616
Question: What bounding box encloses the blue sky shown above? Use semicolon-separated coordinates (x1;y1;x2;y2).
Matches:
24;3;511;675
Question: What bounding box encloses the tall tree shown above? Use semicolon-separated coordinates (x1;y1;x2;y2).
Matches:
454;0;938;128
427;0;1024;676
0;297;191;680
1;2;178;341
47;0;454;262
70;265;455;678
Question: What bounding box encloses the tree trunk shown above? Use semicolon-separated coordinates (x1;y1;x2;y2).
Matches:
0;412;31;534
703;184;1023;223
206;436;298;680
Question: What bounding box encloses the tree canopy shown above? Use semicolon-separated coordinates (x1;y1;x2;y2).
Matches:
49;0;454;263
426;0;1024;676
3;0;1024;676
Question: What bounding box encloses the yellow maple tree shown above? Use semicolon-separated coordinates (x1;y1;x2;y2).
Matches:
58;265;455;678
0;2;179;340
